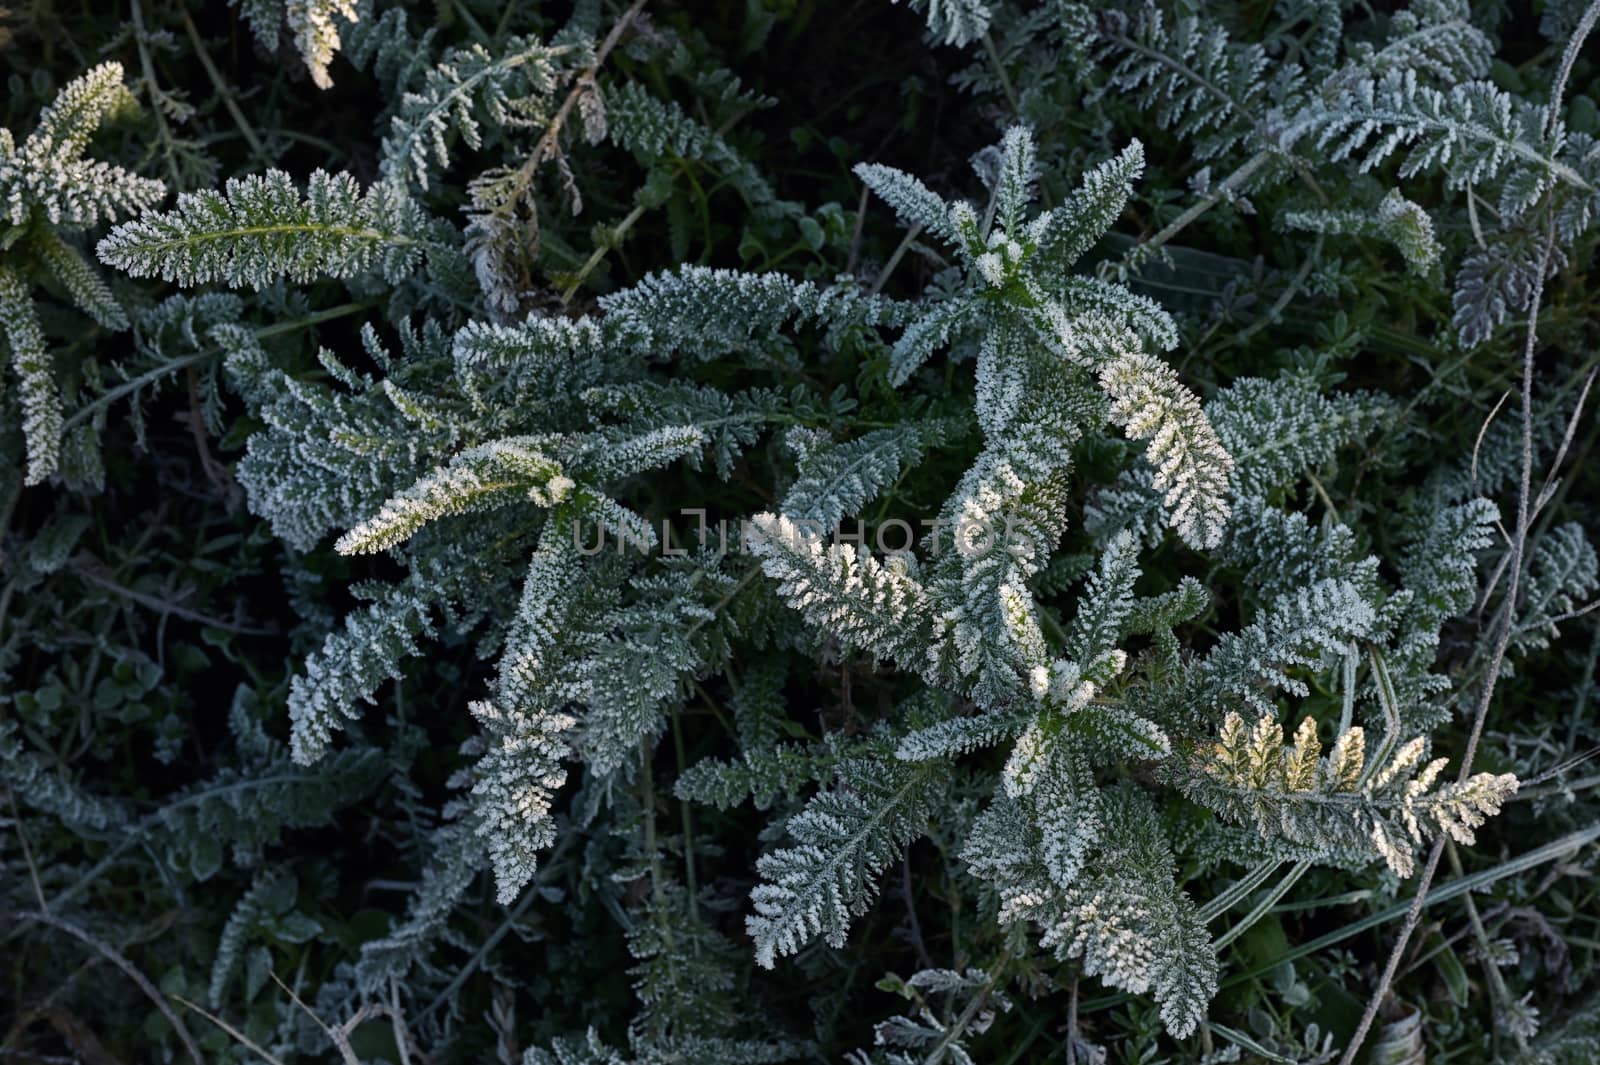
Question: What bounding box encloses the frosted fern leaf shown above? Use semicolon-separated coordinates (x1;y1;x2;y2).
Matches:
336;437;573;555
852;161;966;247
472;699;576;904
1089;7;1273;161
1187;578;1377;722
747;756;935;967
288;0;358;90
1197;713;1519;876
0;266;61;485
99;169;426;288
288;577;435;763
1000;787;1219;1039
1338;0;1492;84
1098;350;1233;549
781;420;953;529
747;512;939;675
1281;188;1443;275
382;37;565;190
1288;71;1588;205
889;0;993;48
0;61;164;228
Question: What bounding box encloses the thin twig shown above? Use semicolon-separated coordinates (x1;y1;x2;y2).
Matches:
902;855;934;971
1234;238;1321;345
981;31;1020;116
1121;150;1271;268
640;734;677;965
178;9;267;164
1531;369;1596;518
559;202;646;302
6;793;48;912
1566;621;1600;755
185;364;233;494
671;709;701;943
63;301;374;433
1336;220;1559;1065
870;223;924;296
520;0;647;202
128;0;184;189
1516;596;1600;633
72;562;278;636
270;972;357;1065
419;830;577;1022
1065;977;1080;1065
387;979;417;1065
921;955;1009;1065
522;0;649;302
1470;389;1512;489
13;910;205;1065
846;184;870;275
331;1002;424;1065
1545;0;1600;139
175;995;286;1065
1445;840;1524;1051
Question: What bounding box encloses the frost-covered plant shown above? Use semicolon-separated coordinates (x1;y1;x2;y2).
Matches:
232;0;360;90
1192;711;1517;877
83;103;1571;1050
0;62;164;484
1012;0;1600;350
98;170;429;288
9;1;1600;1062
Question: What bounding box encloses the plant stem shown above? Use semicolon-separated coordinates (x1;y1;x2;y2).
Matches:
870;222;924;295
1079;821;1600;1014
671;709;702;945
982;31;1021;116
1336;211;1557;1065
63;301;374;433
921;954;1010;1064
560;202;647;302
179;9;267;164
1123;150;1271;267
129;0;183;189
